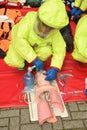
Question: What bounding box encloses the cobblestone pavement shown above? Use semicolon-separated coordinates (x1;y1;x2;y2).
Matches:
0;101;87;130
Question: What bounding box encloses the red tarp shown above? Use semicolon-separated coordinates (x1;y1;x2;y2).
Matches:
0;8;87;108
0;51;87;108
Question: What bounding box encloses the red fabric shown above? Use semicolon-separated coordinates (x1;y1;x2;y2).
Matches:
58;53;87;102
20;7;38;16
0;49;87;108
0;0;6;6
0;59;28;108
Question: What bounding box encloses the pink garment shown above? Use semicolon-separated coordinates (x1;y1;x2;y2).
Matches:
35;71;64;125
37;101;57;124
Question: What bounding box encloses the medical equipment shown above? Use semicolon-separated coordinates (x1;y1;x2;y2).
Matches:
23;66;35;93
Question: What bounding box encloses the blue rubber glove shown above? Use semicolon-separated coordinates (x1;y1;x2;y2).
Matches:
33;59;44;72
85;89;87;96
74;9;83;20
71;7;78;16
44;68;58;81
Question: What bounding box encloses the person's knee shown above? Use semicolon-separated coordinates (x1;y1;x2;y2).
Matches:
60;24;73;52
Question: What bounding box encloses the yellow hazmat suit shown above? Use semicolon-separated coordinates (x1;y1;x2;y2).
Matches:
72;15;87;63
74;0;87;11
4;0;69;69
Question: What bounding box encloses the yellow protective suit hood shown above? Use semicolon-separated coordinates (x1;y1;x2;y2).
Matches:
72;15;87;63
38;0;69;29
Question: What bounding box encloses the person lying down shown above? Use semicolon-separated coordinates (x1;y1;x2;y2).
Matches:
34;70;64;124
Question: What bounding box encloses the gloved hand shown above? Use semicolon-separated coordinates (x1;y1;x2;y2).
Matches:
71;7;83;20
33;59;44;72
44;68;58;81
71;7;78;16
74;8;83;20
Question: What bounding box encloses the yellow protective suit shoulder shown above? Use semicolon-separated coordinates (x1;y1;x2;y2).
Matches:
38;0;69;29
72;15;87;63
74;0;82;8
74;0;87;11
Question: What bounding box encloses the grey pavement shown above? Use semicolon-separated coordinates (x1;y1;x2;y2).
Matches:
0;101;87;130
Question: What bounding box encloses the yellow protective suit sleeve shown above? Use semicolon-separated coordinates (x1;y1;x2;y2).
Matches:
12;12;37;63
74;0;82;7
50;30;66;69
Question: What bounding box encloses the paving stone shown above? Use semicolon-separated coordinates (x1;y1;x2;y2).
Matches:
0;127;8;130
78;103;87;111
20;108;30;124
63;120;84;129
67;128;87;130
52;117;63;130
21;124;41;130
9;117;20;130
1;100;87;130
0;118;8;126
10;125;19;130
83;120;87;128
71;112;87;119
68;102;78;111
0;109;19;118
42;122;53;130
10;117;19;126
